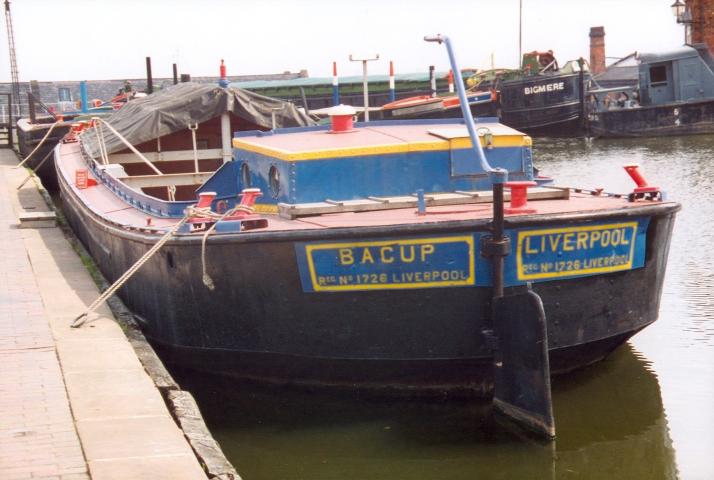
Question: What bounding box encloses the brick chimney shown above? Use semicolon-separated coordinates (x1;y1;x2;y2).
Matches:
589;26;606;74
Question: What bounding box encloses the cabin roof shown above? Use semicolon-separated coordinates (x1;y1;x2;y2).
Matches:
638;46;699;64
232;120;530;161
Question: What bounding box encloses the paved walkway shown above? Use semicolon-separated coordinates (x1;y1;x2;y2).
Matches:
0;150;207;479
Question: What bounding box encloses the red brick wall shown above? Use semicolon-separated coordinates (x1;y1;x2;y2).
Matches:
687;0;714;51
589;26;606;74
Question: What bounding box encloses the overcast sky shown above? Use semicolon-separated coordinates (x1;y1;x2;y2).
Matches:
1;0;684;82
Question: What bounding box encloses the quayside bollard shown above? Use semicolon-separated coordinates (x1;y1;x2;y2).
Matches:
424;33;555;439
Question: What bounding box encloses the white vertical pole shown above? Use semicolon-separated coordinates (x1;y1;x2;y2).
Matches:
221;112;231;164
349;54;379;122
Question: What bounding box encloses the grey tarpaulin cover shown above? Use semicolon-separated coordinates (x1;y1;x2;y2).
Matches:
83;82;315;158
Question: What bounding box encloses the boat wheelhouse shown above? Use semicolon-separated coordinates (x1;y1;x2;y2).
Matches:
588;44;714;137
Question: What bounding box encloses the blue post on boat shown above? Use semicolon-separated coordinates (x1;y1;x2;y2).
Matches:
332;61;340;106
416;189;426;215
79;80;88;114
389;61;396;102
429;65;436;97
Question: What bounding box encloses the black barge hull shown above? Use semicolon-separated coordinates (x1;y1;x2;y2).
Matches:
589;99;714;138
59;165;678;395
499;72;587;137
17;119;71;191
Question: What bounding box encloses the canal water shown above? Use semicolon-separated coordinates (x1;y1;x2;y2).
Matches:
174;136;714;480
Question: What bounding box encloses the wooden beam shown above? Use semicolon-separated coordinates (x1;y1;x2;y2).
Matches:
279;187;569;219
121;172;214;189
108;148;223;164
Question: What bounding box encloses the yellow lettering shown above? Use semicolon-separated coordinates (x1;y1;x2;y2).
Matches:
339;249;354;265
601;230;611;247
589;231;602;248
548;235;561;252
380;246;394;264
400;245;415;263
620;228;630;245
361;248;375;264
610;229;621;246
525;236;538;254
421;244;435;262
563;233;575;251
576;232;588;250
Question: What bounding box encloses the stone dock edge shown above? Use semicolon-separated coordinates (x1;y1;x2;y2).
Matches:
36;171;241;480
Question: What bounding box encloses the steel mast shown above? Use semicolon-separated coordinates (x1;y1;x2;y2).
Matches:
4;0;20;115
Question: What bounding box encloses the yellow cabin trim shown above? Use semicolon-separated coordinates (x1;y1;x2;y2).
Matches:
233;135;529;162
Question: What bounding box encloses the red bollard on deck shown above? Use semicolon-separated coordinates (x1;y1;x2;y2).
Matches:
624;164;659;194
328;105;356;133
504;181;537;214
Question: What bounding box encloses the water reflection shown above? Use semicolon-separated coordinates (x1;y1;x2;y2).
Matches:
536;136;714;479
175;345;675;480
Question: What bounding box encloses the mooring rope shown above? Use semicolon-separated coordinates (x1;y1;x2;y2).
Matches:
72;200;255;326
16;148;54;190
14;121;59;169
196;203;255;290
71;216;190;328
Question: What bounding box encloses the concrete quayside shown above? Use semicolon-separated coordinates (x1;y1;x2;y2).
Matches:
0;148;236;480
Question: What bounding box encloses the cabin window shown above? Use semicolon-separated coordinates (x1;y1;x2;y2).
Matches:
241;163;251;188
269;165;280;198
58;87;72;102
649;65;668;87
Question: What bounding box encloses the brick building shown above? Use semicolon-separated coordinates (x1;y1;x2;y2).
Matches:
685;0;714;50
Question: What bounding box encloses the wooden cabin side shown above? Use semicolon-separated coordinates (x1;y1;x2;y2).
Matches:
89;113;267;203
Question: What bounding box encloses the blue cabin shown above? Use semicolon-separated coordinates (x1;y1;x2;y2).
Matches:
198;119;535;212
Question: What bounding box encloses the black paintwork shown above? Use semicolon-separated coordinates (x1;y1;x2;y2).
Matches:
493;289;554;437
58;161;678;395
377;73;588;137
499;73;587;137
589;98;714;138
